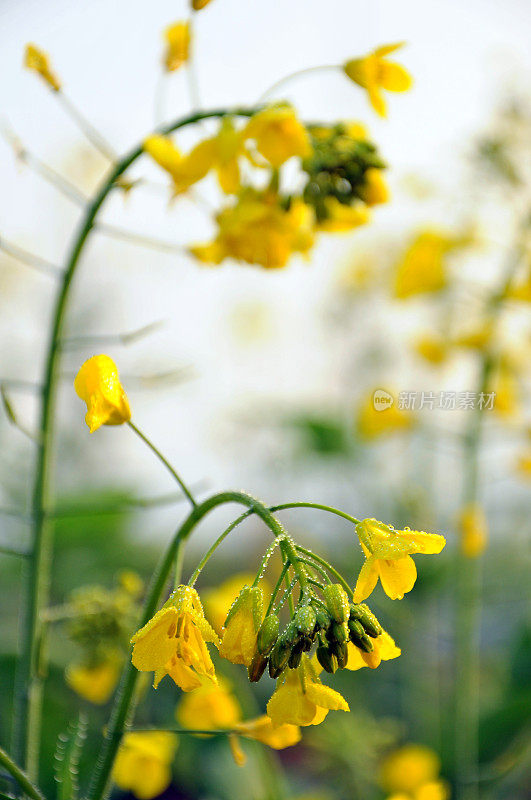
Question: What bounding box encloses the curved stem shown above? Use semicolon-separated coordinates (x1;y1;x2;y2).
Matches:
188;509;251;585
257;64;339;103
12;105;260;776
0;746;46;800
270;501;360;527
127;421;197;509
86;489;287;800
295;545;353;599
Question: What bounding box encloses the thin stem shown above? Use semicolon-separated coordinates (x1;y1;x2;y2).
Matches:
60;320;164;349
295;556;330;583
0;746;46;800
295;545;353;599
270;500;360;527
127;421;197;509
187;14;201;111
188;510;251;586
265;559;290;616
95;222;188;255
0;237;61;278
12;105;260;777
257;64;339;103
56;91;118;161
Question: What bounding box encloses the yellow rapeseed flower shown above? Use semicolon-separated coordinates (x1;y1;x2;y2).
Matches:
345;630;401;670
143;135;213;195
344;43;412;118
353;518;446;601
112;732;177;800
380;744;441;795
163;22;191;72
131;586;220;691
356;391;413;439
24;44;61;91
244;106;312;167
358;168;390;206
415;781;450;800
506;266;531;303
66;659;120;705
203;572;259;634
190;191;315;269
267;659;349;727
219;586;263;666
458;504;488;558
192;0;213;9
74;355;131;433
176;678;242;731
316;198;371;233
235;715;301;749
394;230;457;299
414;334;449;365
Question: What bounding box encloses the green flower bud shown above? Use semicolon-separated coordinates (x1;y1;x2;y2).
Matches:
327;620;349;644
316;638;337;674
348;618;374;653
288;640;304;669
268;632;291;678
315;607;331;631
248;652;268;682
349;603;382;638
257;613;280;655
323;584;350;624
294;605;317;637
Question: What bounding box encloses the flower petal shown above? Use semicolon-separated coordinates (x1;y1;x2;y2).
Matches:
353;557;379;602
377;556;417;600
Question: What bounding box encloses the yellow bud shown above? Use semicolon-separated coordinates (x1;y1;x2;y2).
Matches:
74;355;131;433
24;43;61;91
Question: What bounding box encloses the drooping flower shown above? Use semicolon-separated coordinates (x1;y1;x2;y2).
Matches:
24;44;61;91
380;744;442;795
66;659;120;704
219;585;263;666
131;586;220;691
229;715;302;765
457;504;488;558
176;677;242;731
343;43;412;117
203;572;260;634
163;22;191;72
244;106;312;167
112;732;178;800
190;190;315;269
74;355;131;433
266;658;349;727
345;630;401;670
353;519;446;602
356;391;413;439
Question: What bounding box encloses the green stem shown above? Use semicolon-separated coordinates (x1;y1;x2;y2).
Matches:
0;746;46;800
270;501;360;526
265;559;290;616
295;545;353;599
127;421;197;509
188;510;252;586
257;64;339;103
86;489;285;800
12;105;261;777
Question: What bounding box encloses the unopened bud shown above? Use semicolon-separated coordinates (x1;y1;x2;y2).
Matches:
248;652;268;682
315;607;331;631
323;584;350;624
316;638;337;674
268;633;291;678
294;605;317;637
288;640;304;669
348;618;374;653
349;603;382;638
257;613;280;655
327;621;349;644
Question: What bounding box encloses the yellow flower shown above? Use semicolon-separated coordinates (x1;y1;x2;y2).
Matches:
453;322;493;351
192;0;213;9
203;573;258;634
163;22;191;72
74;355;131;433
490;361;520;418
24;44;61;91
131;585;220;691
356;391;413;439
244;106;311;167
516;452;531;478
219;585;263;666
66;659;120;705
176;678;242;731
266;659;349;727
415;781;450;800
353;518;446;601
380;744;441;795
316;198;371;233
190;191;315;269
198;118;247;194
358;168;390;206
344;43;412;118
112;732;177;800
235;715;301;749
458;504;488;558
143;135;213;195
394;230;457;299
506;266;531;303
414;334;449;365
345;630;401;670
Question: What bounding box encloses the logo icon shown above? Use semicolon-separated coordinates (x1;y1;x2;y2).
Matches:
372;389;394;411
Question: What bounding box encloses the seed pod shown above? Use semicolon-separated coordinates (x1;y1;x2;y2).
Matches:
316;640;337;674
248;652;268;682
323;584;350;624
349;603;382;638
348;618;374;653
294;605;317;637
257;613;280;655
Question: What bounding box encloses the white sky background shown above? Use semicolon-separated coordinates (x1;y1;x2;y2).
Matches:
0;0;530;551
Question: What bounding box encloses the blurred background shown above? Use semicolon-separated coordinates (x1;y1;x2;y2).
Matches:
0;1;530;799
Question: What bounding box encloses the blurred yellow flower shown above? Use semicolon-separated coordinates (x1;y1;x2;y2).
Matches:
516;451;531;478
358;168;390;206
118;570;144;597
380;744;441;795
192;0;213;9
346;630;401;670
131;585;219;691
453;323;493;351
204;573;259;634
344;43;412;118
267;661;349;727
458;504;488;558
144;135;213;194
394;230;460;299
356;392;413;439
490;361;520;418
219;586;263;666
112;732;177;800
235;714;301;748
506;266;531;303
24;43;61;91
176;678;242;731
415;781;450;800
74;355;131;433
244;106;311;167
190;191;315;269
353;519;446;601
66;659;120;705
163;22;191;72
414;334;449;365
198;118;246;194
316;198;370;233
